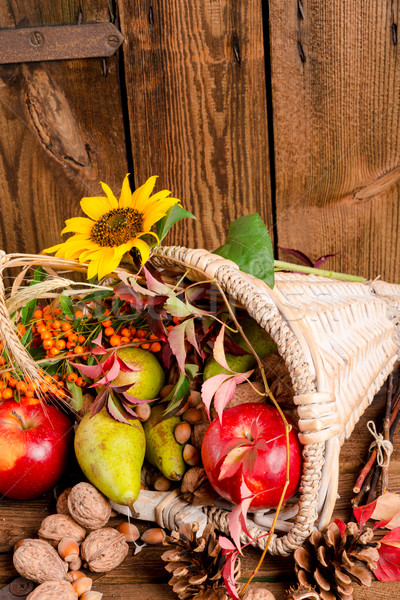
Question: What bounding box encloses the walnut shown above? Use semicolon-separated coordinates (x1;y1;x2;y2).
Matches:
225;381;265;409
81;528;129;572
191;421;209;450
56;487;72;515
180;466;219;506
38;514;86;546
27;580;78;599
242;587;276;600
13;539;70;584
68;482;111;530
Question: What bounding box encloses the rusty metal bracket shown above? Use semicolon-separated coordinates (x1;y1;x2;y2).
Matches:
0;578;35;599
0;23;124;64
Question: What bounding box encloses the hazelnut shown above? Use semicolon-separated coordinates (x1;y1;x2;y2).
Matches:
117;522;140;542
188;391;202;407
135;403;151;421
80;593;103;600
69;557;83;572
160;384;174;398
182;407;203;424
69;570;85;581
58;537;80;562
141;528;166;545
153;475;172;491
68;482;111;530
183;444;200;466
72;577;93;596
174;422;192;444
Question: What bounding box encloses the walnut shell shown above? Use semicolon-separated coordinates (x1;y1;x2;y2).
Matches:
27;580;78;600
81;528;129;572
225;382;265;409
38;514;86;546
56;487;72;515
68;482;111;530
13;538;70;584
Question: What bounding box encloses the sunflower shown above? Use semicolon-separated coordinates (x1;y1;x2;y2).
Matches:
43;175;180;280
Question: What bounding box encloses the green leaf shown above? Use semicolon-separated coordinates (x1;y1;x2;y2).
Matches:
21;299;36;326
60;294;75;320
66;362;83;411
163;372;190;415
214;214;275;288
20;325;33;347
31;266;47;284
156;204;196;242
185;363;199;378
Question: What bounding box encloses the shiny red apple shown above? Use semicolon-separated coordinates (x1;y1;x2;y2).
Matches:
0;399;73;500
201;403;302;509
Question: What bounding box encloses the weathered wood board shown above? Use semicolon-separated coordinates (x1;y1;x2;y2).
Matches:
269;0;400;281
118;0;272;250
0;0;128;254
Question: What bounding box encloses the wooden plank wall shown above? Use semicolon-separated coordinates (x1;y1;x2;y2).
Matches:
0;0;128;255
0;0;398;281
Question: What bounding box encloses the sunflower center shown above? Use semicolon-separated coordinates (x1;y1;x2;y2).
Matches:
90;208;144;247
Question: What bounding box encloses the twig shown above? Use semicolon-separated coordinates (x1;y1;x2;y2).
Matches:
273;260;366;282
382;373;394;493
353;385;400;494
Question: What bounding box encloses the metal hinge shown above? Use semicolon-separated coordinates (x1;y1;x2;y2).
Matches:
0;22;124;64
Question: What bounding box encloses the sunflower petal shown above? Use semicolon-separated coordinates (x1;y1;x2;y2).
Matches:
100;181;119;209
130;176;158;212
142;199;181;230
80;196;114;220
61;217;93;236
87;257;100;280
131;238;151;264
118;174;133;209
43;243;64;254
98;247;120;280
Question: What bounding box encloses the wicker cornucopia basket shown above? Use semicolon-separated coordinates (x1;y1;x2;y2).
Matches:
0;247;399;558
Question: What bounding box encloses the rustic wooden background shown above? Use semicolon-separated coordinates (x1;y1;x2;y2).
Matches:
0;0;398;280
0;2;400;598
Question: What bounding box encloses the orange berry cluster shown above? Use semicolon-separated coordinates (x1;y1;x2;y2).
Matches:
101;319;162;353
31;308;90;360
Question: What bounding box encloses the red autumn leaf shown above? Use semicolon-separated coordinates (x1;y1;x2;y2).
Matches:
185;317;202;357
218;446;252;481
353;499;377;529
213;324;232;371
73;361;103;379
221;548;240;600
114;282;144;310
214;377;240;422
334;518;347;537
167;321;188;373
378;527;400;548
201;373;233;419
313;253;337;267
228;479;255;552
374;540;400;581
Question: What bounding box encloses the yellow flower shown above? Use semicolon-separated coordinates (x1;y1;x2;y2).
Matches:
44;175;180;280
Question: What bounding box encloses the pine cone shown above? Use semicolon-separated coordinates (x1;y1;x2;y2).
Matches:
161;522;240;600
294;522;380;600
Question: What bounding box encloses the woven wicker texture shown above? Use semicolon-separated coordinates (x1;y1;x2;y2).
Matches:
0;248;399;556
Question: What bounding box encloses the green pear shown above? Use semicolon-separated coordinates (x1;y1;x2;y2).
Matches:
203;353;256;381
232;316;277;358
111;347;165;400
143;404;186;481
203;318;277;382
74;409;146;508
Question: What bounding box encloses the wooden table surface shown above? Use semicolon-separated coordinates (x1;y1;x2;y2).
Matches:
1;379;400;600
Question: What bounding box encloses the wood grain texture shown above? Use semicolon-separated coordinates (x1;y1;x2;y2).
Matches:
118;0;272;250
0;1;128;255
269;0;400;281
2;381;400;598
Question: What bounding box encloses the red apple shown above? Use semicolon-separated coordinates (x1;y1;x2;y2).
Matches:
0;400;73;500
201;403;302;509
